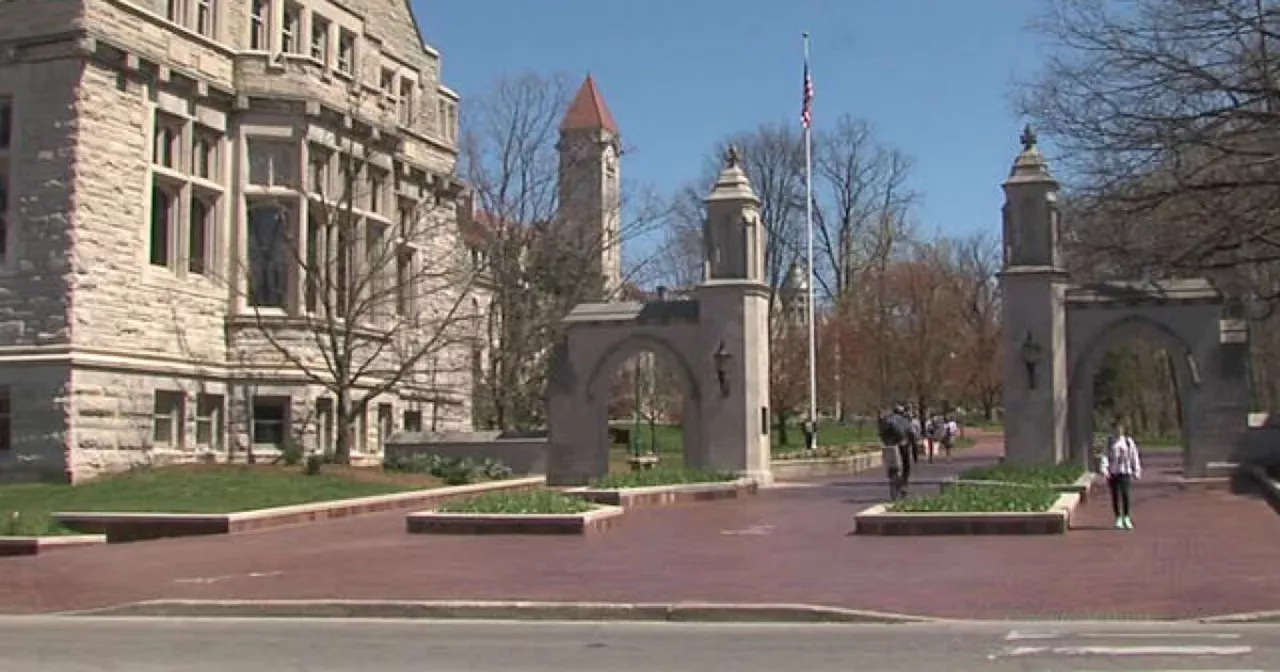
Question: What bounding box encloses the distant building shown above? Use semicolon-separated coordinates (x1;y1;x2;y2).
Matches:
0;0;473;481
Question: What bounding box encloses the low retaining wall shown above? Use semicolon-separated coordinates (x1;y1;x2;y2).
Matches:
386;431;548;476
566;479;757;508
771;451;881;480
853;492;1080;536
405;505;624;535
54;477;545;543
0;534;107;557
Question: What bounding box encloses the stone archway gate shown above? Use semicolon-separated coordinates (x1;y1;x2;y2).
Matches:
1065;279;1250;476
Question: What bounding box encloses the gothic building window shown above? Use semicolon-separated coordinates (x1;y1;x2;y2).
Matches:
337;29;356;74
311;16;330;63
0;98;10;150
250;0;269;50
195;0;215;37
247;140;298;188
305;211;323;314
149;108;223;277
247;203;290;308
282;3;302;54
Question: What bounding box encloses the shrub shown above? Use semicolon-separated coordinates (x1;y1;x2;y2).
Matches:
588;468;738;489
279;440;305;467
959;463;1084;486
438;489;595;515
0;511;67;537
890;484;1058;513
303;454;324;476
383;453;512;485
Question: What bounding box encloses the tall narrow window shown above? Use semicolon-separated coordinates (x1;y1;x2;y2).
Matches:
395;249;413;315
195;393;223;449
0;165;9;259
305;212;322;313
247;204;289;308
368;170;385;214
188;198;209;274
0;98;10;150
150;187;174;267
195;0;215;37
308;147;329;195
0;390;10;452
282;4;302;53
380;68;395;95
250;0;269;50
366;221;387;315
334;223;351;317
337;30;355;73
311;16;330;63
398;80;415;126
192;131;218;180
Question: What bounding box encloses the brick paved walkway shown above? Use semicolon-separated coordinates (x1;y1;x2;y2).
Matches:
2;434;1279;620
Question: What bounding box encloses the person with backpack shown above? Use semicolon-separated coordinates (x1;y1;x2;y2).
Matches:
940;415;959;462
877;405;913;500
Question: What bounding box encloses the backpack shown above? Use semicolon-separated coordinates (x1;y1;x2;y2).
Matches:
878;413;905;445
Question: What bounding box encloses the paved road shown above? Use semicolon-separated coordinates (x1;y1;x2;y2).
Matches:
3;616;1279;671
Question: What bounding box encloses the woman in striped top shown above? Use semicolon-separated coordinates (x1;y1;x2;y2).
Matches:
1098;419;1143;530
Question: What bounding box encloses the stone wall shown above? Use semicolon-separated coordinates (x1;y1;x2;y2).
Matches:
387;431;548;475
0;365;72;483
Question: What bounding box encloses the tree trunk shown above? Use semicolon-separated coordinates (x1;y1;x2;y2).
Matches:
334;388;353;465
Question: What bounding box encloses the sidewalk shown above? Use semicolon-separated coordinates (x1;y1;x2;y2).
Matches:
2;433;1279;620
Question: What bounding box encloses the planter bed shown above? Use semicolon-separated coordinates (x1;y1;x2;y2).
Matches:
940;472;1095;501
771;451;882;480
54;477;544;543
854;492;1081;536
406;505;624;535
0;534;107;557
566;478;757;508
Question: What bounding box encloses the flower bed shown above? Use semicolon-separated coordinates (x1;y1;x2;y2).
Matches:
568;469;756;508
854;484;1079;536
406;489;622;535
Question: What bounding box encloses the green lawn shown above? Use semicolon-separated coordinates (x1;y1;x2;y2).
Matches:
890;484;1059;513
0;464;444;536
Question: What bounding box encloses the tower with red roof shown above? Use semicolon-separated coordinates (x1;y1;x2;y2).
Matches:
556;75;623;300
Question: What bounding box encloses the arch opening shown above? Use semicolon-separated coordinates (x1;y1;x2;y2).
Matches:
1070;315;1196;476
584;334;703;474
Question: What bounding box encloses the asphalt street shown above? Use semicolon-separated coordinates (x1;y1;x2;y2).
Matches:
2;616;1278;671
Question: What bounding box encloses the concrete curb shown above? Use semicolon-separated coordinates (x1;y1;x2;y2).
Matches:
1192;609;1280;624
56;599;935;624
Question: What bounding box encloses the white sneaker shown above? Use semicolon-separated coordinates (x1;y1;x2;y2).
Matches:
1123;516;1134;529
1114;517;1125;529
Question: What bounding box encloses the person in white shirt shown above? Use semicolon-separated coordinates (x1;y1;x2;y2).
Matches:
1098;419;1143;530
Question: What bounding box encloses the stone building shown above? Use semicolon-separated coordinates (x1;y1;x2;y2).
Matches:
0;0;476;481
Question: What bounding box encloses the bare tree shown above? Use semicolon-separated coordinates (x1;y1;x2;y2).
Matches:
1020;0;1280;296
948;232;1002;419
231;109;479;464
459;71;668;429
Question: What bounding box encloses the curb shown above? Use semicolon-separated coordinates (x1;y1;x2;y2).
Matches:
55;599;935;624
1192;609;1280;624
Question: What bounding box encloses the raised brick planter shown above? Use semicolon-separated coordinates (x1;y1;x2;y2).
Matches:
405;505;624;535
939;472;1096;501
853;492;1080;536
565;479;757;508
0;534;107;557
771;451;882;480
53;477;544;543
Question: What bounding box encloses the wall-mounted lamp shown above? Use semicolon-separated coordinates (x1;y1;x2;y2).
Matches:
1020;331;1043;389
713;340;732;398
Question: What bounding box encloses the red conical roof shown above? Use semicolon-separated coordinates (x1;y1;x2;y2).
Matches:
561;74;618;134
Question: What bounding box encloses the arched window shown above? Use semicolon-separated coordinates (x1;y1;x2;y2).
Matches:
246;204;288;308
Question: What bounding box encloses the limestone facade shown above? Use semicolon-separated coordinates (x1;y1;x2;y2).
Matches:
0;0;478;481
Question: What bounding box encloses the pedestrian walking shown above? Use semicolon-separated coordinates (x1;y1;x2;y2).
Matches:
1099;418;1143;530
908;411;923;465
877;406;911;500
940;416;959;462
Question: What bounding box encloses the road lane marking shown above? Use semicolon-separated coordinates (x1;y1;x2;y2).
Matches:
1004;630;1060;640
988;644;1253;659
1078;632;1242;639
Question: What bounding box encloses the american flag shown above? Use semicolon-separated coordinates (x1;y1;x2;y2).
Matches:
801;60;814;129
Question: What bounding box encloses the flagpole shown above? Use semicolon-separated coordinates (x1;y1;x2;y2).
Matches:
803;32;819;450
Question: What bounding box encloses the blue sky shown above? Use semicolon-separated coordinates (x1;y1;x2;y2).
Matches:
417;0;1049;245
